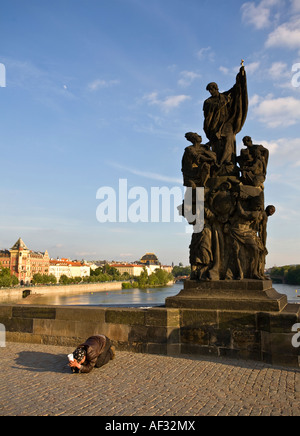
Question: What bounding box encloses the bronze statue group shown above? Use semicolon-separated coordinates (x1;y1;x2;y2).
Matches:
181;64;275;282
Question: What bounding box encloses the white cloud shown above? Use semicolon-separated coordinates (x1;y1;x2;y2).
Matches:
119;253;134;258
219;62;260;75
75;251;97;257
245;61;261;74
241;0;281;29
290;0;300;13
108;161;182;184
144;92;191;113
196;47;215;62
219;66;230;75
251;95;300;127
249;94;262;106
268;61;290;79
88;79;120;91
259;137;300;167
266;16;300;50
178;71;201;87
259;140;280;155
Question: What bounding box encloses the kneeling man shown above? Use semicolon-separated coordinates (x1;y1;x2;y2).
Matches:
69;335;115;374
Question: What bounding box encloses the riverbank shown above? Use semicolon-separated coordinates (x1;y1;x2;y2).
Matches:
0;282;124;303
122;280;174;289
1;281;298;306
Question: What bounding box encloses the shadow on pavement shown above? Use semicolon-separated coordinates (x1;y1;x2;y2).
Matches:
14;351;72;374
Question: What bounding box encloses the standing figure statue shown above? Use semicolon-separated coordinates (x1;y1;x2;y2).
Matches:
227;200;264;280
257;205;276;278
203;65;248;171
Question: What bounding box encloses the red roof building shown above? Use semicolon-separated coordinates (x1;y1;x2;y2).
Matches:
0;238;50;284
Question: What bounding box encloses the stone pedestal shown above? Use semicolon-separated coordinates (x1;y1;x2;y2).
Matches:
164;279;299;367
165;280;288;312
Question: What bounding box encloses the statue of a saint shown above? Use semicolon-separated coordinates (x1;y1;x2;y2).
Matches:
227;200;264;280
203;66;248;168
177;62;275;282
181;132;216;188
240;136;269;174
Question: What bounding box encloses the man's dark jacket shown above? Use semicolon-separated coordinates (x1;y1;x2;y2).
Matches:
77;335;107;373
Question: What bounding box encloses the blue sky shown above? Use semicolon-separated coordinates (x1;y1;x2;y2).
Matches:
0;0;300;267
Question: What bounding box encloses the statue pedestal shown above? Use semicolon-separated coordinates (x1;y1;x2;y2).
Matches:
166;280;288;312
164;280;300;367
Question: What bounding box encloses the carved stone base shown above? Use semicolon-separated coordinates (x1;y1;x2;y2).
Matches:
165;280;288;312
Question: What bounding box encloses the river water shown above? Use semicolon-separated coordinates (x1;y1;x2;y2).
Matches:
3;282;299;307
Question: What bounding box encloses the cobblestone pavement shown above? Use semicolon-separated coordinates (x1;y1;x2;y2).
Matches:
0;342;299;416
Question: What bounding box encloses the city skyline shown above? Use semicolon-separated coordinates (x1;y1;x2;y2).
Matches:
0;236;172;267
1;0;300;267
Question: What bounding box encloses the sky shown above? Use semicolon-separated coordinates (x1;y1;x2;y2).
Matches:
0;0;300;267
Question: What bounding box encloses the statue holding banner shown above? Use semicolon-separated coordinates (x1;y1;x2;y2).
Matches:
203;65;248;175
181;62;274;281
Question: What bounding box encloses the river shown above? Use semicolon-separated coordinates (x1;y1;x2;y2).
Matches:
3;282;299;307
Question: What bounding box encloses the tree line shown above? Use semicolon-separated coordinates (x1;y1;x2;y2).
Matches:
172;265;191;277
122;267;173;289
0;263;189;288
31;265;128;285
270;265;300;285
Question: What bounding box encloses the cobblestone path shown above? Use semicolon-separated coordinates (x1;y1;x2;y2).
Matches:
0;342;299;416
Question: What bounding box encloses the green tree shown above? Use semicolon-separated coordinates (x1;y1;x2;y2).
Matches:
172;265;191;277
148;273;159;286
122;282;132;289
137;268;149;288
59;274;70;285
32;274;40;284
270;264;300;285
0;264;19;287
11;275;19;286
91;267;103;276
0;274;13;287
32;273;57;285
48;274;57;284
154;268;174;285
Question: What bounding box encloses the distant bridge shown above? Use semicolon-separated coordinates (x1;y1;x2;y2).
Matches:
269;275;286;284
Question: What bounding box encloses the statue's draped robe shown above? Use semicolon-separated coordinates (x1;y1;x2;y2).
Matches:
203;68;248;164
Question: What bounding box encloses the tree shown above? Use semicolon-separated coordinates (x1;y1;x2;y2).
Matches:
137;268;148;287
91;267;103;276
59;275;70;285
270;264;300;285
0;274;13;287
0;264;19;287
172;265;191;277
121;272;131;281
148;273;159;286
153;268;173;285
11;275;19;286
48;274;57;284
32;273;57;285
32;273;44;284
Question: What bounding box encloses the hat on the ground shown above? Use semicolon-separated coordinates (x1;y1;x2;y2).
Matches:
73;347;86;362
